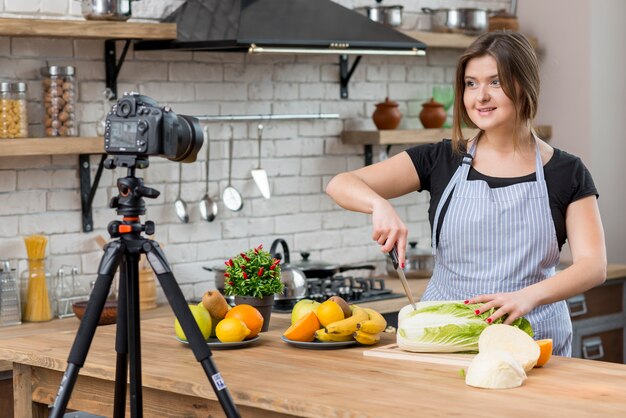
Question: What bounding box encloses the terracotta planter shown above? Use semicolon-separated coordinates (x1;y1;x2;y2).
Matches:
372;97;402;130
419;98;447;129
234;294;274;332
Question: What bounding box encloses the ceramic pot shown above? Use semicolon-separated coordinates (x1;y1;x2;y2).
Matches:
372;97;402;130
234;294;274;332
419;98;447;129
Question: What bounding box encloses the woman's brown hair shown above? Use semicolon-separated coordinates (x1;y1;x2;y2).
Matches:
451;31;540;153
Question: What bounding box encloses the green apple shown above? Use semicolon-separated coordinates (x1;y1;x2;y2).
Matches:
291;299;321;325
175;304;212;341
197;301;227;337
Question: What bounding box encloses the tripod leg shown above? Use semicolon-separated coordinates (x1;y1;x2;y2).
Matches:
144;241;241;418
113;259;128;418
49;241;124;418
126;253;144;417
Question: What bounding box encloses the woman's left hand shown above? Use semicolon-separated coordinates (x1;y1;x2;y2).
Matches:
467;288;540;324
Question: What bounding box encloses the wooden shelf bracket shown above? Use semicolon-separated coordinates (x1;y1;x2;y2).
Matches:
105;39;131;100
339;54;362;99
79;154;107;232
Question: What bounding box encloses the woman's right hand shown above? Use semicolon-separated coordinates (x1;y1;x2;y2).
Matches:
371;198;408;266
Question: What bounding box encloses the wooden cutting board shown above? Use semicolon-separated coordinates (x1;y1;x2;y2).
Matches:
364;343;475;367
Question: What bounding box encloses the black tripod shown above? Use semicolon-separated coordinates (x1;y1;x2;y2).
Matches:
49;158;240;418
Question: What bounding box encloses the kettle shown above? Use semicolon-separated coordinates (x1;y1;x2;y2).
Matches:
269;239;307;301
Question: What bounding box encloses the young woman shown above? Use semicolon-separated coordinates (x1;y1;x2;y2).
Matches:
326;31;606;356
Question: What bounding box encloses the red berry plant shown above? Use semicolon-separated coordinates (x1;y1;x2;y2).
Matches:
223;244;284;298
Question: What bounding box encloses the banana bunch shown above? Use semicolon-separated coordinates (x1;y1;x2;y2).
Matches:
322;306;387;346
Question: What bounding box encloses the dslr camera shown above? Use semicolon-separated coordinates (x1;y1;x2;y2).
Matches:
104;92;203;165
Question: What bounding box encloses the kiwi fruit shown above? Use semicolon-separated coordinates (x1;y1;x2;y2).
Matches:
328;296;351;318
201;290;230;320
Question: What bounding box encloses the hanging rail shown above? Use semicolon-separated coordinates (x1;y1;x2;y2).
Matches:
79;112;340;232
196;113;340;122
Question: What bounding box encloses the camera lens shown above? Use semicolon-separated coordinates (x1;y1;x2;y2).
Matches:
169;114;203;163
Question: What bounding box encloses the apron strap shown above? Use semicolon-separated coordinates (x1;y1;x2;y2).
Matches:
431;141;477;254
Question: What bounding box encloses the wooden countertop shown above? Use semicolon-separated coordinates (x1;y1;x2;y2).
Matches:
1;315;626;417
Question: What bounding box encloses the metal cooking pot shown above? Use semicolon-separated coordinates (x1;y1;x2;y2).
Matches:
82;0;135;21
356;4;403;27
422;7;488;35
386;241;434;278
291;252;376;279
269;239;307;301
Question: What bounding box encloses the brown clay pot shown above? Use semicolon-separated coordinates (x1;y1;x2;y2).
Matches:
372;97;402;130
419;98;447;129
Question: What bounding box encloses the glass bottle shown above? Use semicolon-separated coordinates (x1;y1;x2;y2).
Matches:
0;81;28;139
41;65;77;137
21;257;53;322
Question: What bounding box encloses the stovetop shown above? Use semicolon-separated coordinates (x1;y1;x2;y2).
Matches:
272;275;404;313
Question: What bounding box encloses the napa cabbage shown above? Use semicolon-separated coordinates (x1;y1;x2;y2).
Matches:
396;301;533;353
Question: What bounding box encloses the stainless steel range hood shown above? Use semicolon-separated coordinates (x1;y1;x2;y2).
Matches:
134;0;426;56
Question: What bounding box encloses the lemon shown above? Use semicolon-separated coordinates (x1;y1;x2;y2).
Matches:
175;304;212;341
215;317;251;342
316;300;345;327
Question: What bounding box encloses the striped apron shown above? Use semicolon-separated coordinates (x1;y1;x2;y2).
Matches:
421;137;572;356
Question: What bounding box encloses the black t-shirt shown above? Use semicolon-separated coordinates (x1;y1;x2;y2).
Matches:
406;140;598;250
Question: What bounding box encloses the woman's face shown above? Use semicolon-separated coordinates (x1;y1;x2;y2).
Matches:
463;55;517;133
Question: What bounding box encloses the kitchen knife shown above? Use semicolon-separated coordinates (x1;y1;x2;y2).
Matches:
389;246;417;311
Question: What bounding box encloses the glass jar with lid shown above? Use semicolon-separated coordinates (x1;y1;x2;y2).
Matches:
0;81;28;139
41;65;77;137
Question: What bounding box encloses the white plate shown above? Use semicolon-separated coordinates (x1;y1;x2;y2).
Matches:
281;335;357;349
176;335;260;349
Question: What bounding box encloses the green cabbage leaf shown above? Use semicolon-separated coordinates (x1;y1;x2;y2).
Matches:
396;301;533;353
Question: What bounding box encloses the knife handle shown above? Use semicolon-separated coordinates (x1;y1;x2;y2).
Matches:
389;246;400;270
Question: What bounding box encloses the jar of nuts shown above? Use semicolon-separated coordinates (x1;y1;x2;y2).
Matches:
0;81;28;139
41;65;77;137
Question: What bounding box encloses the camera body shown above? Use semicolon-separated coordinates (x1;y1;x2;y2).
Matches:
104;92;202;164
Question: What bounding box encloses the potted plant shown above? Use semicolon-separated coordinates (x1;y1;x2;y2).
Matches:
223;244;283;331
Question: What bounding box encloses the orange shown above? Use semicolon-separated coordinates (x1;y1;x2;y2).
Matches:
283;311;321;342
535;339;553;367
225;304;264;339
316;300;344;327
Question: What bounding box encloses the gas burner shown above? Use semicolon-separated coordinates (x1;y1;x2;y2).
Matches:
272;275;402;313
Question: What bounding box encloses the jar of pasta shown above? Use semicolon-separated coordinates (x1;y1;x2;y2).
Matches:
0;81;28;139
41;65;77;137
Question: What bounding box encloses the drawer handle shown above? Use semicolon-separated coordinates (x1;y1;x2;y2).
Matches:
567;294;588;317
582;336;605;360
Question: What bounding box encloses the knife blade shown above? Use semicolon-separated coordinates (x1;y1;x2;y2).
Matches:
389;246;417;311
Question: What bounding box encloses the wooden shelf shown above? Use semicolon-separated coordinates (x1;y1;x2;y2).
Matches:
0;137;104;157
0;18;176;40
402;30;538;50
342;126;552;145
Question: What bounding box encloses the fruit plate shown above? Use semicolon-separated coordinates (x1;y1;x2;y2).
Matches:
176;336;260;349
280;335;357;349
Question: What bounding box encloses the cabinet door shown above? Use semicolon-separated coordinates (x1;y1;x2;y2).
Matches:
578;328;623;364
567;282;623;320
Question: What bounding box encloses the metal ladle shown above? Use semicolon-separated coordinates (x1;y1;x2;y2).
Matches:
222;128;243;212
174;163;189;223
251;123;271;199
199;126;218;222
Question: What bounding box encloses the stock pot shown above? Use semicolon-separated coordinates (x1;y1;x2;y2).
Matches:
422;7;488;35
82;0;134;21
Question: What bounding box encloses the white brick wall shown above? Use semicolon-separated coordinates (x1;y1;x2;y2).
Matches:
0;0;510;303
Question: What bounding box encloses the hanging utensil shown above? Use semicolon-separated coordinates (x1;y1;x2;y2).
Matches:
174;163;189;223
199;127;218;222
389;245;417;310
251;123;271;199
222;128;244;212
